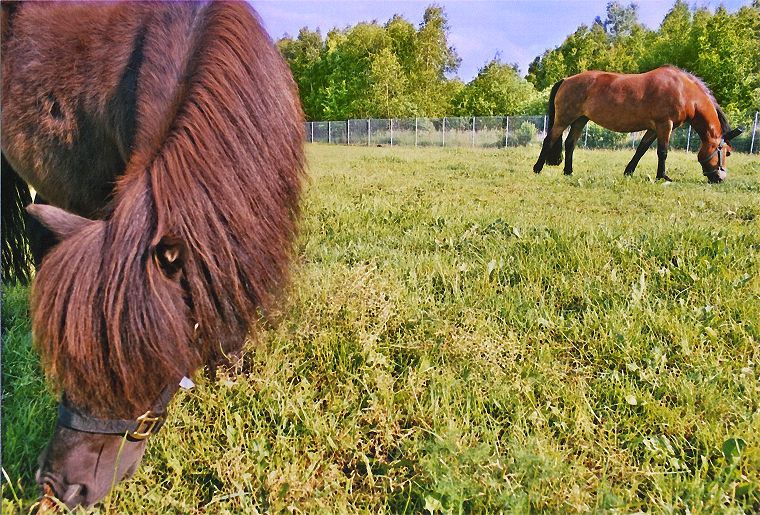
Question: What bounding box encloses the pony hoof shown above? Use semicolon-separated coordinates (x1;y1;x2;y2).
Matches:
658;175;672;183
624;170;634;176
563;170;573;176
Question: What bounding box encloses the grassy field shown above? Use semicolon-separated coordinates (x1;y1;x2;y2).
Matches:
2;144;760;513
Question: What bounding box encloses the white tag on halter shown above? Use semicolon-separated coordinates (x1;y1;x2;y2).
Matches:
179;376;195;390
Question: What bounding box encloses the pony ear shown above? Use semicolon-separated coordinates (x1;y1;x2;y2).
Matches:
26;204;94;240
153;234;185;278
724;128;743;142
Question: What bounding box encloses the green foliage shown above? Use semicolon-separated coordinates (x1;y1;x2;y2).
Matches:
4;146;760;512
584;122;630;148
514;120;538;146
277;7;460;120
451;60;537;116
279;2;757;120
528;1;760;114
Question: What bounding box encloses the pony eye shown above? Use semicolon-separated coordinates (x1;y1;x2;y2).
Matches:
153;235;185;278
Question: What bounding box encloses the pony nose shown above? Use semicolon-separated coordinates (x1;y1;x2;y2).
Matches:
37;480;86;510
61;484;84;505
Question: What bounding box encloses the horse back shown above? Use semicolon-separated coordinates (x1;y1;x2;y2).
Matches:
555;67;698;133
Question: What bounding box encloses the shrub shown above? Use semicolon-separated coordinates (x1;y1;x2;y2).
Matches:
514;121;538;146
583;123;628;149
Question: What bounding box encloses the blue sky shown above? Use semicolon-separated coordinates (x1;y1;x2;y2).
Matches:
252;0;752;81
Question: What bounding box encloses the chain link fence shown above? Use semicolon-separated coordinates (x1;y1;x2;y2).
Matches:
305;112;760;154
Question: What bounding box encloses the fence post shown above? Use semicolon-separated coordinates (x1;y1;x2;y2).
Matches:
543;115;547;134
442;117;446;147
751;111;759;154
347;120;350;145
328;121;331;144
310;122;314;143
686;125;691;152
583;123;588;149
472;116;476;147
368;119;371;146
505;116;509;147
390;119;394;147
415;117;418;147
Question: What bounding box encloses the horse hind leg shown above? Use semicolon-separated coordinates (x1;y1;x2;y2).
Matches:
533;125;566;173
563;117;588;175
624;129;656;177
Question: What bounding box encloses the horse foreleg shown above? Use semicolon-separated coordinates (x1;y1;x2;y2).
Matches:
624;129;656;176
563;117;588;176
533;125;565;173
655;122;673;182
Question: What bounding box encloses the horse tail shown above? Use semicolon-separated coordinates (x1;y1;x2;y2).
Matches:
1;156;33;284
545;79;564;166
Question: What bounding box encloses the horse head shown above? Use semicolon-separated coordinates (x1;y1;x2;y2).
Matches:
699;127;743;183
27;203;197;508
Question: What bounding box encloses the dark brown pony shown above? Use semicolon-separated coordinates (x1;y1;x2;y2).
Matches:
533;66;742;182
2;2;304;509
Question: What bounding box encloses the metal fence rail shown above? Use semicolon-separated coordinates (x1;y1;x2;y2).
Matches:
305;112;760;154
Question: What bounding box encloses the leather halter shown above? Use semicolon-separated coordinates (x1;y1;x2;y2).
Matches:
698;138;727;177
56;377;192;440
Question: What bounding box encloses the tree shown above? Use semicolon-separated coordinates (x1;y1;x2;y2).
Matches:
410;6;461;116
277;28;325;120
278;1;758;119
452;60;537;116
526;0;757;114
277;5;462;119
368;47;412;118
597;1;640;39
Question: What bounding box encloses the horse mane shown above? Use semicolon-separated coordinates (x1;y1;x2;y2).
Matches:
31;3;305;417
670;66;732;134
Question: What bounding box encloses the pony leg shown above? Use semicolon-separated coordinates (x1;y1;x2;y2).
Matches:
655;121;674;182
27;195;61;268
624;130;656;176
563;117;588;176
533;125;566;173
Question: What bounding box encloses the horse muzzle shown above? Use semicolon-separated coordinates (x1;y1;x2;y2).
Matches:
706;169;727;183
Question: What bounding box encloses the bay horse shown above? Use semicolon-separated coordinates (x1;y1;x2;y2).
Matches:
532;66;742;183
2;2;304;509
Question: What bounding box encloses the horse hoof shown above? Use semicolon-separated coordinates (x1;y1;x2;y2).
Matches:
533;167;542;174
624;170;633;177
658;175;672;182
563;170;572;176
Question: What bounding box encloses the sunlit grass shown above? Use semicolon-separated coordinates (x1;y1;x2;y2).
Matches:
3;145;759;513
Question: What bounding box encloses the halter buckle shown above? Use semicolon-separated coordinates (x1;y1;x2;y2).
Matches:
130;411;162;440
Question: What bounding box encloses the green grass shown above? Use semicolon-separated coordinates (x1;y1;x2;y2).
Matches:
3;145;760;513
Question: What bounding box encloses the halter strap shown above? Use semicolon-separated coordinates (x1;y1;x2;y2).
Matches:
698;139;724;165
698;138;727;178
56;377;191;440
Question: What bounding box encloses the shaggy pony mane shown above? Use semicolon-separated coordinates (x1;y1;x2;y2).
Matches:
31;3;305;417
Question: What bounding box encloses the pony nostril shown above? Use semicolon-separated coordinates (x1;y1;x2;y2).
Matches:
63;484;83;504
